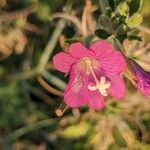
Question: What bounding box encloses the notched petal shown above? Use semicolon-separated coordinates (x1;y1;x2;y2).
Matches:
53;52;76;73
89;40;113;57
69;42;95;59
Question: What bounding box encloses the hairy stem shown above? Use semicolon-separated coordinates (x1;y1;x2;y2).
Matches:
37;19;66;73
99;0;109;15
6;119;56;142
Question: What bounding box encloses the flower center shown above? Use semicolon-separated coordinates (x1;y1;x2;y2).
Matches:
83;58;111;97
78;57;97;74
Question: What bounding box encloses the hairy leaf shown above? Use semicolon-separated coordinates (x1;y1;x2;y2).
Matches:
126;13;143;28
95;29;111;39
129;0;143;14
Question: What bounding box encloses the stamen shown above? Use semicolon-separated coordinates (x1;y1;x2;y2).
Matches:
85;60;99;82
88;84;97;91
85;59;111;96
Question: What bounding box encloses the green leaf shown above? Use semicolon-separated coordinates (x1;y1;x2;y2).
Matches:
0;65;6;77
36;2;50;21
129;0;143;14
108;143;119;150
98;15;113;32
98;15;111;27
117;24;127;34
107;0;115;11
59;122;89;139
64;36;83;44
106;7;112;17
116;33;127;43
117;2;129;16
112;17;120;29
139;143;150;150
128;35;142;41
113;0;126;6
113;128;127;147
126;13;143;28
95;29;111;39
83;34;95;46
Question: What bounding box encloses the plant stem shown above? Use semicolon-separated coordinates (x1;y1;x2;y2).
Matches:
99;0;107;15
99;0;110;15
37;0;73;73
42;70;66;90
6;119;56;142
37;19;66;73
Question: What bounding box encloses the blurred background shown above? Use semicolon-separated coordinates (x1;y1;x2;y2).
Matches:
0;0;150;149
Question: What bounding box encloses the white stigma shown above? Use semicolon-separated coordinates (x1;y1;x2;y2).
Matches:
88;76;111;96
84;59;111;97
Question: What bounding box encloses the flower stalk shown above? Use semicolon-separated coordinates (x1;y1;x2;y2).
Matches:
99;0;108;15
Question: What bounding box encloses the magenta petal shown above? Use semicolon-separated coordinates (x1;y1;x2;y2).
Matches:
69;42;95;59
53;52;77;73
87;91;105;109
64;67;88;108
89;40;113;58
64;65;105;109
101;51;127;76
108;75;126;99
131;60;150;96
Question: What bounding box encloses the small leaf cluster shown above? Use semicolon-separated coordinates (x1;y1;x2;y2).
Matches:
96;0;143;43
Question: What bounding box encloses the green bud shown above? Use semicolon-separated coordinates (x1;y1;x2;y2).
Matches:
112;17;120;30
117;2;129;16
117;24;127;34
98;15;111;28
126;13;143;28
106;7;112;17
98;15;113;33
37;3;50;21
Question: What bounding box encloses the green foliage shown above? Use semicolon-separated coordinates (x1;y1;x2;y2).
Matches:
112;128;127;147
117;24;128;34
129;0;143;14
117;33;127;43
128;35;142;41
98;15;113;32
126;13;143;28
107;0;115;11
64;36;83;44
96;0;143;43
95;29;111;39
117;2;129;16
36;2;50;21
59;122;90;139
0;65;6;78
108;143;121;150
113;0;126;6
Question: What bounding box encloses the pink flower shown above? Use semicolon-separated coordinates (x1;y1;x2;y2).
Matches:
131;60;150;96
53;40;127;109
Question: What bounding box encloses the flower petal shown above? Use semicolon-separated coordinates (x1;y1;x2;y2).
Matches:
101;51;127;76
64;64;105;109
131;61;150;96
53;52;77;73
90;40;126;75
89;40;113;58
64;67;88;107
87;90;105;109
69;42;95;59
108;75;126;99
